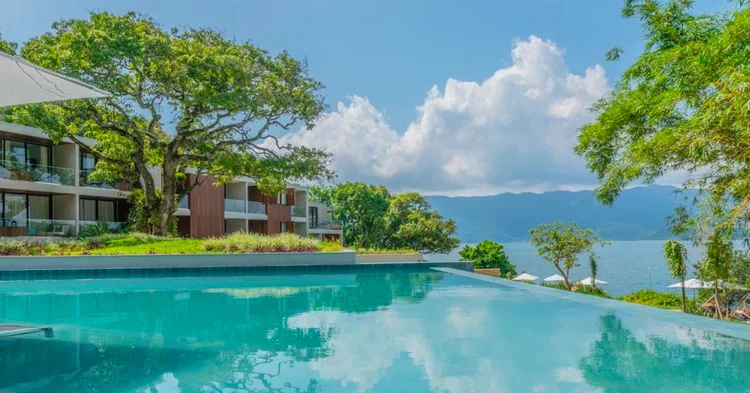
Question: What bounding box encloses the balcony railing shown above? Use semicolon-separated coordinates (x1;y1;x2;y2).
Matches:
0;160;75;186
178;196;189;209
78;221;124;234
291;205;306;218
224;198;246;213
79;168;116;189
310;220;341;230
247;201;266;215
0;219;76;237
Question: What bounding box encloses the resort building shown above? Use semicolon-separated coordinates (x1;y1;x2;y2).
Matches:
0;121;343;242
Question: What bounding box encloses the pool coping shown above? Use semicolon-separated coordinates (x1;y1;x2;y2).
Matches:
0;261;474;281
435;267;750;341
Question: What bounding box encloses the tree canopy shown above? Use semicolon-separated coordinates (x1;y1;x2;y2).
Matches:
3;12;333;235
575;0;750;237
529;221;605;288
0;29;17;55
311;182;459;254
458;240;517;277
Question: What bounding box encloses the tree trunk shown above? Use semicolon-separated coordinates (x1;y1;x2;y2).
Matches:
680;282;687;312
554;263;570;289
158;159;178;237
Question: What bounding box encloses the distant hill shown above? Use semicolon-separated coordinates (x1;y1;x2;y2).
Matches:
427;185;694;242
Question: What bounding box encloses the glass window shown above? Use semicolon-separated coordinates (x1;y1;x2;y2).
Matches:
81;152;96;171
98;200;115;222
278;193;287;205
28;195;50;220
309;207;318;229
5;141;25;164
79;199;97;221
280;222;287;233
4;194;27;226
26;144;49;167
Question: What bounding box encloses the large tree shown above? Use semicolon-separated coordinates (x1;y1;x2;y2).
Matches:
575;0;750;236
529;221;605;289
4;12;333;235
311;182;459;254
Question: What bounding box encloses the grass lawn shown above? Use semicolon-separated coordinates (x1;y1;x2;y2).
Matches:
0;232;344;256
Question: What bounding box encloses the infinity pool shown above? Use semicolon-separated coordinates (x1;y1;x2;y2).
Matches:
1;268;749;392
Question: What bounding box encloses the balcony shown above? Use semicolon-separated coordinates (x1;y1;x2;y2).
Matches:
224;198;246;213
0;160;74;186
291;205;306;218
79;168;115;189
247;201;266;215
310;220;341;230
78;221;124;234
0;219;76;237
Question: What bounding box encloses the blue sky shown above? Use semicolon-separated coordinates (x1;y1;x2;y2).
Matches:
0;0;730;195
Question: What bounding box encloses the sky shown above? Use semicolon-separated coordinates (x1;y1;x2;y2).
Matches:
0;0;730;196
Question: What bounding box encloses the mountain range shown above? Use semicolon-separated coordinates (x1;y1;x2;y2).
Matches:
427;185;694;242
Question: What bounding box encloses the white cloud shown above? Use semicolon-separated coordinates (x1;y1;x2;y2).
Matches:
281;35;610;196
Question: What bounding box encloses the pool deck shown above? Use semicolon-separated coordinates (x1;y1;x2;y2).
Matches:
436;267;750;341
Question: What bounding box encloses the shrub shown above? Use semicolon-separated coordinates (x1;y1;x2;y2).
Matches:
458;240;517;276
541;281;611;298
203;232;322;253
617;289;684;309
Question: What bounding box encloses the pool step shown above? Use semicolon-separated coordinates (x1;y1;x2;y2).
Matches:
0;325;53;338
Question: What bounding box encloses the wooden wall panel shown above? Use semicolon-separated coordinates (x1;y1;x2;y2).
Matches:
188;174;224;238
177;216;191;237
266;204;291;234
248;220;267;233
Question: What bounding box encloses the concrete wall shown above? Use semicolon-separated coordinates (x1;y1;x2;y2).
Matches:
355;253;424;263
52;144;77;170
225;219;246;234
52;194;76;220
224;182;245;201
0;251;357;271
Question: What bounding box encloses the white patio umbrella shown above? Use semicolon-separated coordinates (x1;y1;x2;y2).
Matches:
578;277;608;285
544;274;565;282
0;51;109;107
668;278;707;289
512;273;538;281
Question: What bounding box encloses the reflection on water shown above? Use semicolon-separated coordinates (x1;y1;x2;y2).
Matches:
0;272;443;393
580;313;750;393
0;271;749;393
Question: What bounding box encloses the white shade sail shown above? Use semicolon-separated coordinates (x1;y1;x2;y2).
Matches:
512;273;538;281
578;277;608;285
668;278;707;289
544;274;565;282
0;51;109;108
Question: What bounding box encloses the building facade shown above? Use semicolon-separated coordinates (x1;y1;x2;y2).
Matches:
0;121;343;242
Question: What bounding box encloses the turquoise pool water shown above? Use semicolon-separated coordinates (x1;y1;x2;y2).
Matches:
1;269;749;392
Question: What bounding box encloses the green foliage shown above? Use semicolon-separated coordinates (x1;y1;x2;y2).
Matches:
618;289;684;309
458;240;517;276
730;249;750;288
311;182;459;254
542;281;611;298
203;232;321;253
529;221;606;288
0;29;17;55
5;12;332;235
78;221;124;238
589;254;599;287
576;1;750;237
663;239;689;310
0;232;330;256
